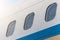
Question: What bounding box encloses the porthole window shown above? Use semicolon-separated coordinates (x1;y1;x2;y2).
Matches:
45;3;57;22
24;12;35;30
6;20;16;37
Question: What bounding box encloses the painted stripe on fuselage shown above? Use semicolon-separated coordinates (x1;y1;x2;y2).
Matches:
17;24;60;40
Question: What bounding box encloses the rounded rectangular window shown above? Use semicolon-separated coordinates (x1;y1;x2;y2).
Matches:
24;12;35;30
45;3;57;22
6;20;16;37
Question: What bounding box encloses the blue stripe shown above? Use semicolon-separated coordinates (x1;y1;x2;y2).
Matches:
17;24;60;40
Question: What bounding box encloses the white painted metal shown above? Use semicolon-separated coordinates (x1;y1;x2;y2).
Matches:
0;0;60;40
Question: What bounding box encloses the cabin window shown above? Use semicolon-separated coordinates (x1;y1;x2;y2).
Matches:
6;20;16;37
45;3;57;22
24;12;35;30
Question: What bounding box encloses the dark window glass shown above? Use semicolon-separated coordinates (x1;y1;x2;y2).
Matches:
6;20;16;37
24;12;35;30
45;3;57;22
